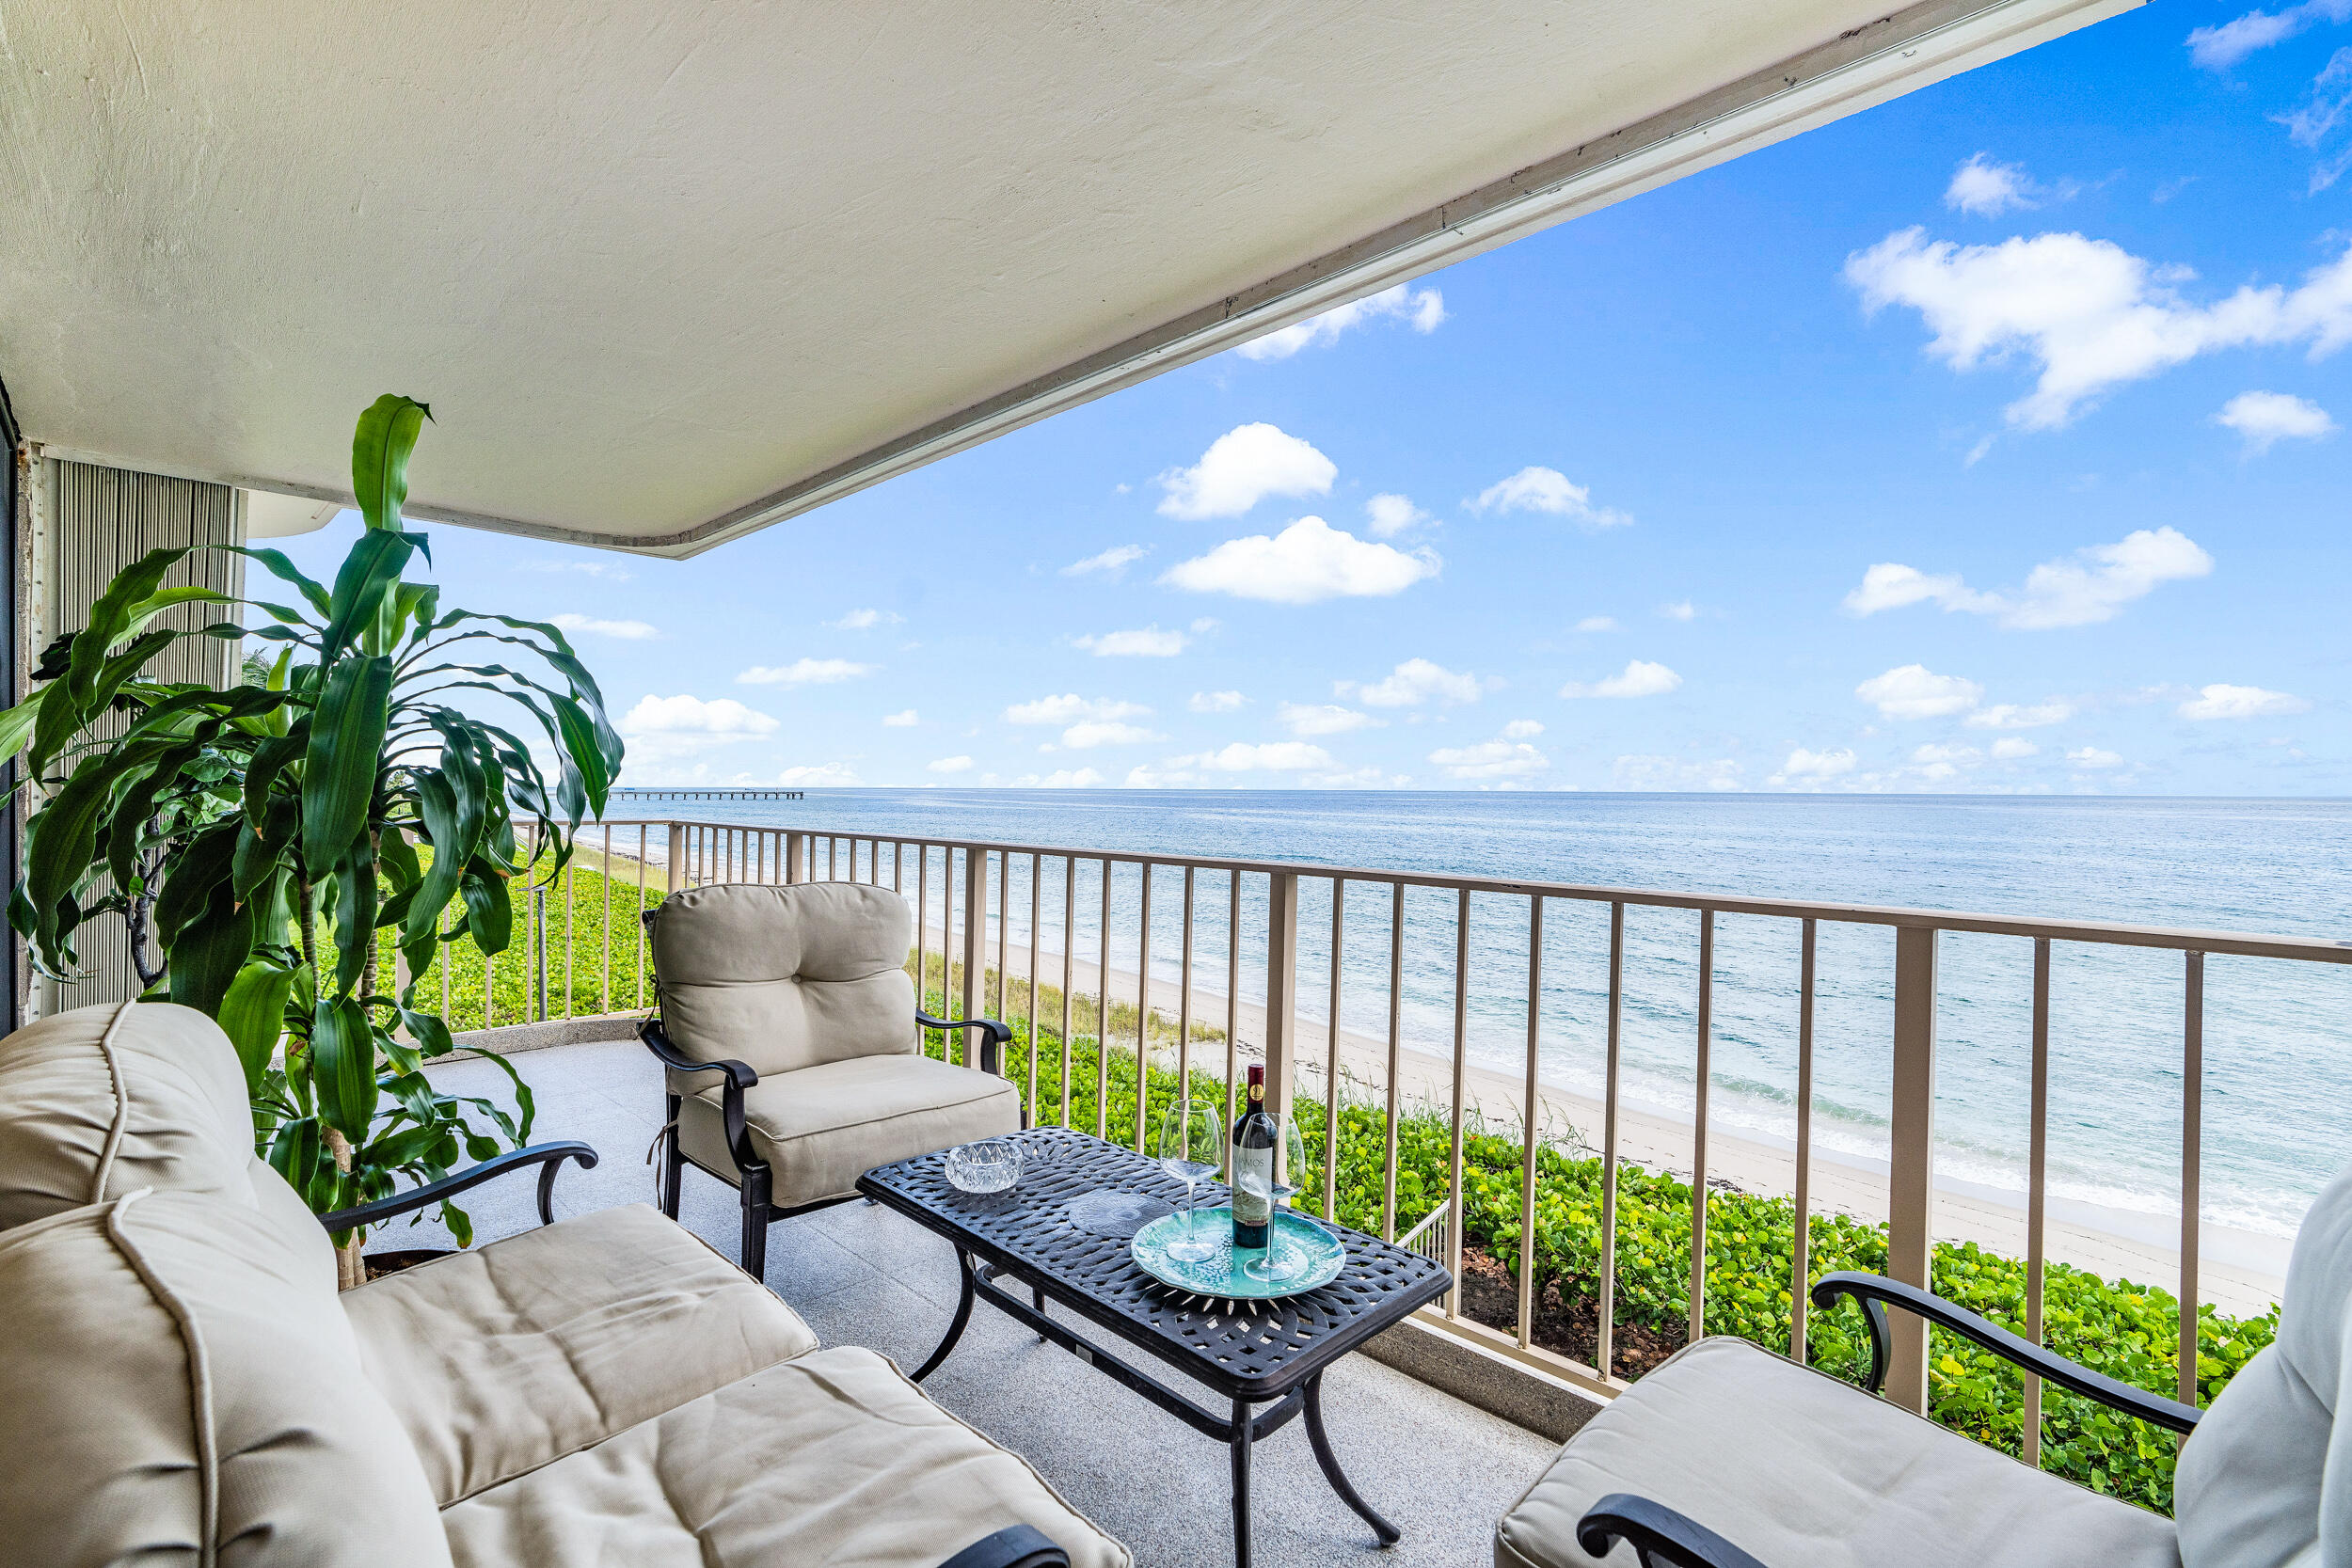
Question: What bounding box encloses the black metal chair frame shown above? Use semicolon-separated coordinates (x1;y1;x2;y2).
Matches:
318;1140;601;1234
1572;1269;2204;1568
641;1011;1016;1280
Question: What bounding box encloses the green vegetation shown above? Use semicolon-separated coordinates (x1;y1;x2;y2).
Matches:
923;981;2274;1516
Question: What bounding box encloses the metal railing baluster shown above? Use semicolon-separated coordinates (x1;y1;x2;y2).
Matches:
1136;862;1152;1152
1096;859;1113;1139
1383;880;1404;1243
1061;856;1076;1130
1325;877;1343;1222
1791;917;1816;1365
1178;864;1195;1109
2025;935;2052;1465
1446;888;1470;1320
1519;895;1543;1349
1691;909;1713;1344
1599;901;1623;1379
2181;950;2204;1413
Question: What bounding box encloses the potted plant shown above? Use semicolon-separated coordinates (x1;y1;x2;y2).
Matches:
3;395;625;1285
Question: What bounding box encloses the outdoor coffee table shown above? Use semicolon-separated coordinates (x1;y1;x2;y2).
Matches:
858;1125;1452;1568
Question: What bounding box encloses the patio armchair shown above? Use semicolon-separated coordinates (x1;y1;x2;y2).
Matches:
643;879;1024;1279
0;999;1125;1567
1497;1166;2350;1568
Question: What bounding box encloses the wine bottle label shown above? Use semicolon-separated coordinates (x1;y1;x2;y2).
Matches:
1232;1145;1273;1227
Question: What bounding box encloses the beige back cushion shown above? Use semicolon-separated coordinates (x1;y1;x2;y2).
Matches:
652;881;916;1077
0;1001;262;1231
0;1188;452;1567
2176;1158;2352;1568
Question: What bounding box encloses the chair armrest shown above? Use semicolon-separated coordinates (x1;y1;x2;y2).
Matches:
639;1018;758;1090
1809;1271;2201;1433
317;1141;599;1234
1576;1495;1772;1568
918;1012;1012;1076
936;1526;1067;1568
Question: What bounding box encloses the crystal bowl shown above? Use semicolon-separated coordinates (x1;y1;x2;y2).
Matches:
944;1138;1024;1194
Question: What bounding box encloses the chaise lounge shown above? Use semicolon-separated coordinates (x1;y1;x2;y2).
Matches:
0;1000;1126;1568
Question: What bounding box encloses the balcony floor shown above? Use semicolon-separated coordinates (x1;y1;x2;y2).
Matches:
401;1037;1557;1568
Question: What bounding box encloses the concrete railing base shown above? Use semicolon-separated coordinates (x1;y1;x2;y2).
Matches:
1359;1314;1602;1445
441;1012;646;1061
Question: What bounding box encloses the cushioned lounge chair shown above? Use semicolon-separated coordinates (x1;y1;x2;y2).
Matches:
1495;1165;2350;1568
641;879;1024;1279
0;999;1126;1568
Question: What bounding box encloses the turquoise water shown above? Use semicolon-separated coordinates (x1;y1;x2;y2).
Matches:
611;790;2352;1239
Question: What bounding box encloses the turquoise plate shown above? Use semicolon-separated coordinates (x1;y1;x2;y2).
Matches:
1128;1206;1346;1300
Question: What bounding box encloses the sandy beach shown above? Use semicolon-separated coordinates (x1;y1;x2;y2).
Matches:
929;926;2290;1318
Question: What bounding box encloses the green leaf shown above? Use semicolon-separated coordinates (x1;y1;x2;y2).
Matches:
0;689;46;765
167;881;255;1015
67;547;188;707
330;841;376;996
459;863;512;954
300;655;394;869
217;956;295;1095
318;531;420;663
152;818;243;945
352;394;433;533
230;546;333;619
310;993;376;1145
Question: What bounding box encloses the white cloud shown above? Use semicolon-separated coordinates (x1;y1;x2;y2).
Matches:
621;693;779;740
1005;694;1149;725
1501;719;1545;739
1561;660;1682;700
1058;721;1161;750
927;755;975;774
1857;664;1983;720
1190;617;1220;634
1176;741;1336;772
1772;747;1858;784
1574;615;1619;633
1023;768;1106;789
1657;600;1696;622
1074;626;1189;657
1278;703;1382;736
737;657;878;686
882;708;919;727
527;558;631;581
775;763;862;787
1189;690;1248;714
1235;283;1447;360
1163;517;1438;603
1468;466;1631;528
549;612;658;641
1156;424;1336;519
2178;683;2312;720
1364;493;1431;537
2186;2;2347;71
1945;153;2042;216
1991;736;2041;759
1842;528;2212;628
2066;746;2126;769
1340;658;1484;708
1429;738;1550;781
1846;229;2352;429
1965;700;2074;729
1062;545;1148;578
826;608;903;629
1613;755;1744;791
2216;390;2336;452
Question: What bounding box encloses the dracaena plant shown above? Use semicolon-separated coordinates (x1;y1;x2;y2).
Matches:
4;395;624;1282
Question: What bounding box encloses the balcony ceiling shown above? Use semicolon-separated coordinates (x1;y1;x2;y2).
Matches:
1;0;2131;556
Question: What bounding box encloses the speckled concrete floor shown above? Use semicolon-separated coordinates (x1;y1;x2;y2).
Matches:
390;1037;1559;1568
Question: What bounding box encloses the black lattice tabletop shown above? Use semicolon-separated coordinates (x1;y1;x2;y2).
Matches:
859;1125;1450;1402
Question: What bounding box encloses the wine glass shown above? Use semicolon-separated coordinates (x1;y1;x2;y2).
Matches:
1245;1114;1316;1282
1153;1099;1223;1263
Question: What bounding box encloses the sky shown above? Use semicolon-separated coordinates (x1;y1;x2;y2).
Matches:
279;2;2352;795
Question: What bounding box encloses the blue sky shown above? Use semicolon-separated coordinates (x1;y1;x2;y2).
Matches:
284;3;2352;794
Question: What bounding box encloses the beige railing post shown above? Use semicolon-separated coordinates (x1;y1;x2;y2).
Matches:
664;822;686;895
1263;870;1299;1126
786;832;806;884
1886;923;1939;1414
961;847;986;1035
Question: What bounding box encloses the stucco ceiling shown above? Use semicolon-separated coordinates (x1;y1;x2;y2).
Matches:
1;0;2135;556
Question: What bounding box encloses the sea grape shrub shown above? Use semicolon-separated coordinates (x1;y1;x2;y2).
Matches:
961;1004;2274;1515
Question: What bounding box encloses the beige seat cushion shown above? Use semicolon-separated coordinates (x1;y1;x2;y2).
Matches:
0;1188;451;1567
440;1345;1130;1568
676;1053;1021;1209
343;1202;819;1505
1494;1336;2178;1568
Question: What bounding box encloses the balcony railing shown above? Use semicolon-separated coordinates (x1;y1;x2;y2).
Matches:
451;816;2331;1507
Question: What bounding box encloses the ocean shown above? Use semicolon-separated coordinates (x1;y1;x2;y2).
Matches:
610;789;2352;1242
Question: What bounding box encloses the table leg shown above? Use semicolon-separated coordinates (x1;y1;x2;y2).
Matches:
1304;1370;1402;1544
1229;1396;1255;1568
913;1247;977;1383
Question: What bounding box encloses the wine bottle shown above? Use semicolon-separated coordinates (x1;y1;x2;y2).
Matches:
1232;1063;1277;1251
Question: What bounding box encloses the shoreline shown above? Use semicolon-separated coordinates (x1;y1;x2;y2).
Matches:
930;926;2291;1317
